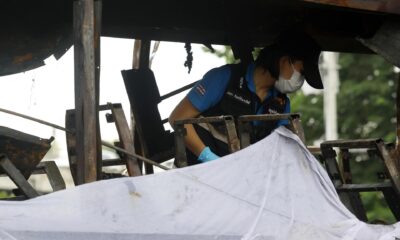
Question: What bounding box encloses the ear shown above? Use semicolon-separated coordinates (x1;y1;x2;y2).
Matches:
279;56;289;72
279;56;290;69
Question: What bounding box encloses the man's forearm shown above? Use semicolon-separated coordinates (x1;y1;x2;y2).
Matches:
169;97;207;157
184;124;206;156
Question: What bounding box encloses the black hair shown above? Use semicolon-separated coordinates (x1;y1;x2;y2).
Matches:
255;44;283;79
255;43;305;79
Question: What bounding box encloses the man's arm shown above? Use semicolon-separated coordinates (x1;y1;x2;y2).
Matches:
169;97;206;157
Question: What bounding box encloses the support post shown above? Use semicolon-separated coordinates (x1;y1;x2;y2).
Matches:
397;73;400;153
109;103;142;176
73;0;102;184
139;40;151;69
394;73;400;173
94;0;102;180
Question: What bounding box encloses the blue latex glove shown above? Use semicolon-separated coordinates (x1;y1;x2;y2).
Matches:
198;147;219;162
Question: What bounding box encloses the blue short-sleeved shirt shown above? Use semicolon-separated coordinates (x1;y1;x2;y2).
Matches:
187;63;290;126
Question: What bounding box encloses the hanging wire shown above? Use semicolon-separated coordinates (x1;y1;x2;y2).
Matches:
184;42;193;73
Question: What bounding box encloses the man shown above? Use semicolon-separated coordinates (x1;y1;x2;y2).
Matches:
169;30;322;165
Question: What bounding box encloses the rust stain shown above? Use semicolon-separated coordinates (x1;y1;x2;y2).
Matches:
1;140;49;178
130;191;142;198
13;53;33;65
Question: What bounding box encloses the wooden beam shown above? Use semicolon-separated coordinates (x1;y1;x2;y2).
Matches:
138;39;154;174
397;73;400;152
73;0;101;184
139;40;151;69
94;0;102;180
110;104;142;176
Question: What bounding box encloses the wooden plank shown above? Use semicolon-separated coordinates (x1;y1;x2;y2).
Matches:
37;161;66;192
65;110;78;185
377;142;400;196
110;104;142;176
73;0;99;184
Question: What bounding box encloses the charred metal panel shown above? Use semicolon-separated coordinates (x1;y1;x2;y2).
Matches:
0;0;400;76
0;1;72;77
358;19;400;67
0;126;53;179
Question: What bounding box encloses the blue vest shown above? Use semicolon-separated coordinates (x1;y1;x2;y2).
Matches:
202;64;287;143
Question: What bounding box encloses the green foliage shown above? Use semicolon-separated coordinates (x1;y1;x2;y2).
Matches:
291;53;397;223
0;191;12;199
289;91;324;145
336;53;397;223
337;54;397;143
352;156;396;223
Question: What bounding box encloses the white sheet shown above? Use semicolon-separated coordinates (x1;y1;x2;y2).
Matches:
0;127;399;240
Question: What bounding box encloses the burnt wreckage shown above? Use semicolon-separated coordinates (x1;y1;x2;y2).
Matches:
0;0;400;222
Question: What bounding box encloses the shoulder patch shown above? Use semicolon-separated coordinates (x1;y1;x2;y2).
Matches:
195;83;206;96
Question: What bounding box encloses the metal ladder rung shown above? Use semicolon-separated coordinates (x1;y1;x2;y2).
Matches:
337;182;392;192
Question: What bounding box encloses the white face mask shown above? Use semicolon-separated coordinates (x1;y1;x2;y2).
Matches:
275;64;305;93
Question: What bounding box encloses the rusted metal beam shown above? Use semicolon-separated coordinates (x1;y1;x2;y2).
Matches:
173;115;237;167
237;113;306;146
337;182;392;192
321;138;382;149
73;0;100;184
174;116;232;125
302;0;400;15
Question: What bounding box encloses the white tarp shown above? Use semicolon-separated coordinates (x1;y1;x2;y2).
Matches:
0;127;399;240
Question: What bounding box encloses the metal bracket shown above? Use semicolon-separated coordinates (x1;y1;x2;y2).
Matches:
320;138;400;221
35;161;66;192
237;113;305;149
173;115;240;167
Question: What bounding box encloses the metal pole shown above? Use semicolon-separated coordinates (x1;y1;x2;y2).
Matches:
101;141;169;171
322;52;339;141
0;107;72;133
0;107;171;171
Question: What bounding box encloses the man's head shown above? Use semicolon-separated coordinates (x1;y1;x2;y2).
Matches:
255;29;323;92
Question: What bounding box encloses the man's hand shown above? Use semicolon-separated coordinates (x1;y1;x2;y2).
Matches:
198;147;219;162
